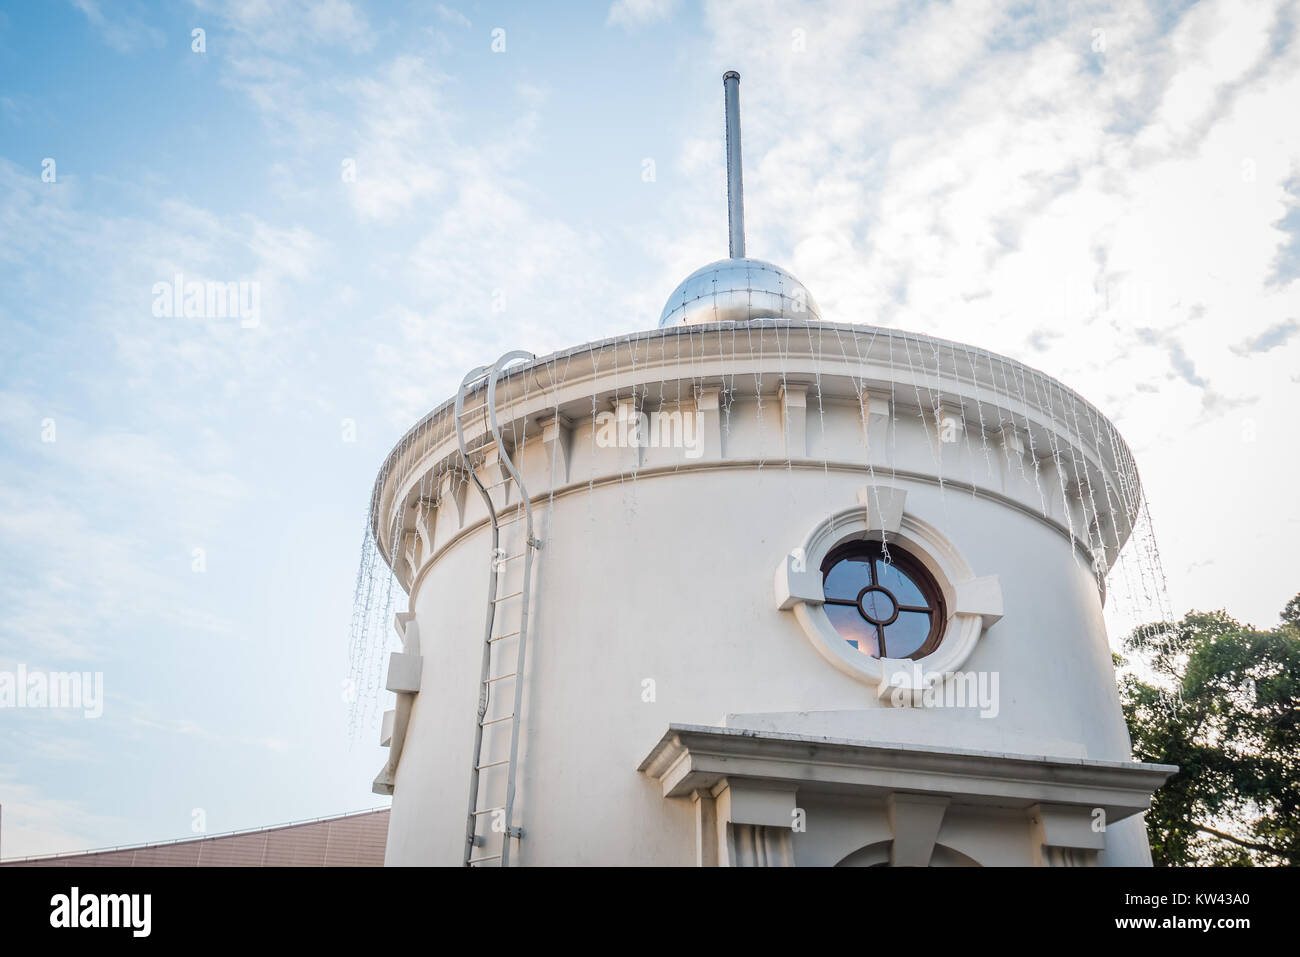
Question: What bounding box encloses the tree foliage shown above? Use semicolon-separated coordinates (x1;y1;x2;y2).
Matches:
1118;593;1300;866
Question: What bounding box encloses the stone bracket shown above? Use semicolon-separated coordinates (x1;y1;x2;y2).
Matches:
695;386;723;459
779;384;807;459
540;413;573;484
439;468;470;530
373;617;423;795
774;547;824;610
857;485;906;533
888;793;950;866
953;575;1004;629
1029;803;1104;866
385;652;422;694
716;781;797;829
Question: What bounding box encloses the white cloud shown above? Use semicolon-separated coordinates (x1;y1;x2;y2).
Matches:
0;773;126;859
608;0;680;29
69;0;165;54
342;56;453;221
0;395;244;659
307;0;373;49
249;219;326;282
436;4;471;29
190;0;375;53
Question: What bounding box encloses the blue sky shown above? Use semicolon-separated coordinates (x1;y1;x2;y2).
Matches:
1;0;1298;857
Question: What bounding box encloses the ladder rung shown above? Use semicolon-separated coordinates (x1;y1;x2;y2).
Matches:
468;855;502;865
484;672;517;684
476;759;510;770
488;630;521;643
472;806;505;816
493;552;525;564
493;590;523;602
480;713;515;726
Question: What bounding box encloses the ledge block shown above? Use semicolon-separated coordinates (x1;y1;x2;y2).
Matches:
385;652;422;694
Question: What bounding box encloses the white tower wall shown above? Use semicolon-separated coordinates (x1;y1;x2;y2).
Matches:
370;323;1172;866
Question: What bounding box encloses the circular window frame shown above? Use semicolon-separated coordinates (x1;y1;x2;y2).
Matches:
774;486;1003;697
820;539;947;660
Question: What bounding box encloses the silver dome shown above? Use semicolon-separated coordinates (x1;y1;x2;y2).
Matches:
658;257;822;328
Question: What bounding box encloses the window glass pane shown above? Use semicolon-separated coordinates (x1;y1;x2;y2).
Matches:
876;559;927;607
882;611;931;658
824;559;870;601
826;604;879;657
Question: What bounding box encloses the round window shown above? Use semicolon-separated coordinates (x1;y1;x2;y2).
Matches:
820;540;946;660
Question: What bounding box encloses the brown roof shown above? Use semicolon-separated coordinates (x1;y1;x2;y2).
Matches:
1;808;390;867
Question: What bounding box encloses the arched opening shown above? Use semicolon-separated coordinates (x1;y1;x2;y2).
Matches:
835;840;981;867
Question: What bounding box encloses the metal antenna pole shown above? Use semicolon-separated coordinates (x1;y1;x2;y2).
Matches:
724;70;745;259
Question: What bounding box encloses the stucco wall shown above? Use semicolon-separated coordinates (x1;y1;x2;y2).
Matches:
375;323;1155;866
385;466;1149;865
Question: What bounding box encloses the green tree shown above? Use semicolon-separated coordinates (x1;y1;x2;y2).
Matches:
1117;593;1300;865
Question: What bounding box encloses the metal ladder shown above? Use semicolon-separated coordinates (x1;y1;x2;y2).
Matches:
454;350;540;867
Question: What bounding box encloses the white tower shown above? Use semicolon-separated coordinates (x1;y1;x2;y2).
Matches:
366;73;1174;867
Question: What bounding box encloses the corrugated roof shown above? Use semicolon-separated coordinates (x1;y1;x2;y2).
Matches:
1;807;390;867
